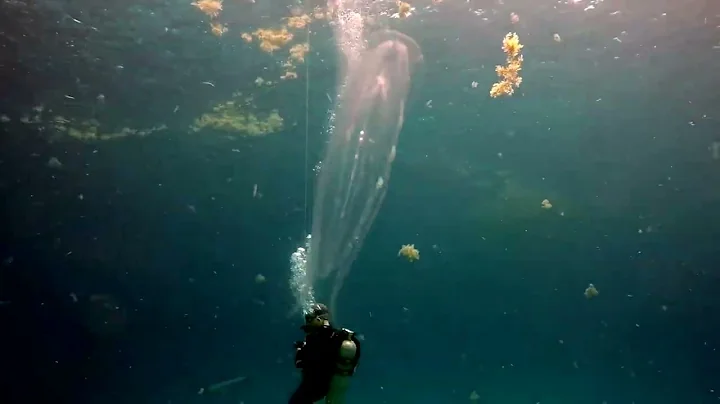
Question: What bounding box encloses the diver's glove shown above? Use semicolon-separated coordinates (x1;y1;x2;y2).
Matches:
294;340;306;368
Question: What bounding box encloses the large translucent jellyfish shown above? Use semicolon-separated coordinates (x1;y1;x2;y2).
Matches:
305;30;422;312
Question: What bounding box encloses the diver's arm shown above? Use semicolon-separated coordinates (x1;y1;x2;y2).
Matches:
325;333;361;404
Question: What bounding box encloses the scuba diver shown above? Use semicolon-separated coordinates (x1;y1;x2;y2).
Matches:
290;303;362;404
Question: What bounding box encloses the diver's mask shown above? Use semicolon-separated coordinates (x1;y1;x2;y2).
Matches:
303;303;330;330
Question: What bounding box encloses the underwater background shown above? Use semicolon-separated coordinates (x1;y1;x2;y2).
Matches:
1;0;720;403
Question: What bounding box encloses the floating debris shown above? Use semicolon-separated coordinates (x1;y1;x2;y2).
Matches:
206;375;247;393
711;141;720;159
47;157;63;169
584;283;599;299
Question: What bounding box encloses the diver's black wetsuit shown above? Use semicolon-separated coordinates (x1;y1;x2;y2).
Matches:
289;325;361;404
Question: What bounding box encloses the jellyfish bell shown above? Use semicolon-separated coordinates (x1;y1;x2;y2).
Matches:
305;30;423;312
338;30;423;139
361;29;425;105
365;30;423;69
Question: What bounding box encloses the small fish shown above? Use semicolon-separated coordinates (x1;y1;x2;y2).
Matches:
201;81;215;87
64;95;75;99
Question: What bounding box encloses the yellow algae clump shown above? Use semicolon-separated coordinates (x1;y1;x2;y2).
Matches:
51;115;71;131
312;7;328;20
281;71;298;80
490;32;524;98
281;43;309;80
191;0;223;18
502;32;523;58
287;14;312;29
210;22;228;37
254;77;275;87
541;199;552;209
584;283;599;299
64;119;100;141
398;244;420;262
397;1;413;18
17;105;167;142
253;28;294;53
56;118;167;142
191;95;284;136
289;43;309;63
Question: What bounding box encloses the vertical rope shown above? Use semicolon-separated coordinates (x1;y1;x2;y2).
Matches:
303;25;311;236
